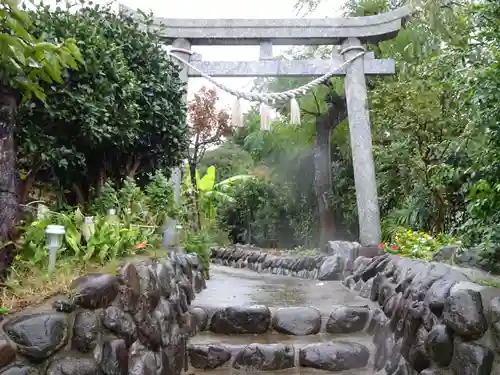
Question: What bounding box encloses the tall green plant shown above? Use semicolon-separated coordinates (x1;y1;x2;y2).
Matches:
184;165;253;226
0;0;82;276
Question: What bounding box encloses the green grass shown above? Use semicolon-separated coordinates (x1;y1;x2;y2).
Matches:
474;278;500;288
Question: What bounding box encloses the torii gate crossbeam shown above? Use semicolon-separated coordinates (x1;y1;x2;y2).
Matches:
124;5;412;246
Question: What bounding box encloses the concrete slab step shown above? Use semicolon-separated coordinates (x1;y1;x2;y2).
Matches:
190;330;372;347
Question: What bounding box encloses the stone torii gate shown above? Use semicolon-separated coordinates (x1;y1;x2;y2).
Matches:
150;7;411;246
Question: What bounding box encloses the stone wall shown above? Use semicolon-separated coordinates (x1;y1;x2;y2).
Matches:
0;253;207;375
210;244;500;374
344;254;500;375
210;242;380;280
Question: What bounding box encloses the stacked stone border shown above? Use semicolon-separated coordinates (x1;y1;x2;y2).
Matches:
210;244;500;375
0;253;207;375
189;304;372;335
187;341;370;372
210;242;380;281
185;304;374;372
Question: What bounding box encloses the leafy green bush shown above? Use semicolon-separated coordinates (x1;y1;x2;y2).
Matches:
380;229;461;260
17;2;187;206
145;170;176;225
215;177;305;247
182;229;215;275
91;172;175;228
15;172;175;268
16;208;160;267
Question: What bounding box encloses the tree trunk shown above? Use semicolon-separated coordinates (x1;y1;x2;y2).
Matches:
126;157;140;178
189;161;201;231
314;94;347;251
20;169;38;204
96;165;106;196
0;86;20;279
73;184;86;207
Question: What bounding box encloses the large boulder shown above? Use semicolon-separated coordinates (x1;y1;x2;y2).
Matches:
299;342;369;372
188;344;231;369
318;255;343;281
4;312;69;361
209;305;271;334
233;344;295;371
443;289;488;341
325;306;370;334
271;307;322;336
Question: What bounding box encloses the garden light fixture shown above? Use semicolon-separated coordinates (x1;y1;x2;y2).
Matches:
82;216;95;241
45;224;65;274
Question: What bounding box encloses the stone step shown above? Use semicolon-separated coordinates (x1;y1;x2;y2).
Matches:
189;304;374;336
187;340;372;373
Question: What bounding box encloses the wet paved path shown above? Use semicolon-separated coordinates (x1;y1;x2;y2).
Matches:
190;265;377;375
193;265;369;312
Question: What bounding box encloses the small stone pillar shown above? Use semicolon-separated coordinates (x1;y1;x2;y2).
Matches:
342;37;381;246
163;38;192;249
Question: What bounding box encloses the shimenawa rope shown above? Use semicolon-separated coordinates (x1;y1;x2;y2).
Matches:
168;45;366;129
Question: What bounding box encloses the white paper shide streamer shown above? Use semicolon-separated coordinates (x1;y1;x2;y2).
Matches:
259;102;272;130
231;97;244;127
289;97;301;125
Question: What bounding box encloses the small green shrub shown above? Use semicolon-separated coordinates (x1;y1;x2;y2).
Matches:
144;170;176;226
182;229;215;275
0;307;10;316
380;229;461;260
91;172;175;228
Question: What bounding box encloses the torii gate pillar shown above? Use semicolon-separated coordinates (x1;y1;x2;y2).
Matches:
342;37;381;245
163;38;191;249
127;5;412;246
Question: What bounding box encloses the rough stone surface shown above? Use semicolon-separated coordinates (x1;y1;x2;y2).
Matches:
189;306;209;332
4;312;68;361
100;338;128;375
443;289;488;340
71;273;121;309
0;253;206;375
339;253;500;375
45;357;99;375
188;344;231;369
209;305;271;334
325;306;370;333
425;278;456;316
299;342;370;372
72;310;99;352
0;365;40;375
318;255;344;281
211;247;500;375
451;342;494;375
233;344;295;371
271;307;321;335
102;306;137;346
425;324;453;367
